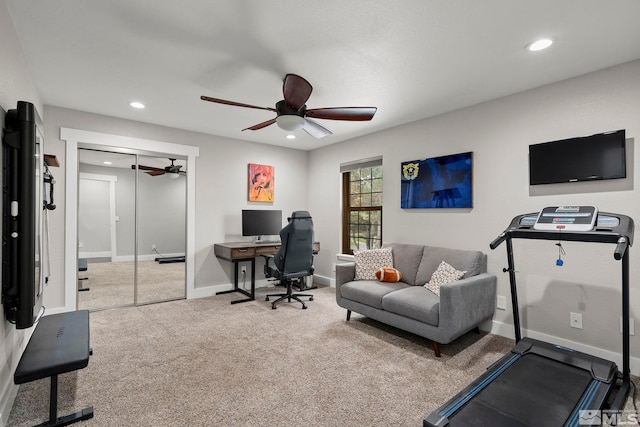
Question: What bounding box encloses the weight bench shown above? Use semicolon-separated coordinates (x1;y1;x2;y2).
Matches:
14;310;93;426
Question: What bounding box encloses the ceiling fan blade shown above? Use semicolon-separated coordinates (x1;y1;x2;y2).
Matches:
306;107;377;121
243;118;277;131
302;118;333;139
132;164;165;172
146;170;165;176
200;96;276;112
282;74;312;110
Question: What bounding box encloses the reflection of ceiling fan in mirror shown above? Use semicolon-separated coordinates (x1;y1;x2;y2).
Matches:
200;73;377;139
131;158;185;179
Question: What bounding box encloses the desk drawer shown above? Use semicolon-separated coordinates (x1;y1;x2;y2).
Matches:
255;245;281;256
230;247;256;258
214;244;256;260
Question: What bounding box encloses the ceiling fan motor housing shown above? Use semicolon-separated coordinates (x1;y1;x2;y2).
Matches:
275;100;306;131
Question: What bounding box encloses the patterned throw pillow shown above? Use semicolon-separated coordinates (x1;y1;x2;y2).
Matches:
375;267;403;283
424;261;466;296
354;248;393;280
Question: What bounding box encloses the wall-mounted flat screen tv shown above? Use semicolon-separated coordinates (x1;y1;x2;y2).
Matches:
529;129;626;185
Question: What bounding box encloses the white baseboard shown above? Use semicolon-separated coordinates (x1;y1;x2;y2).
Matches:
490;320;640;376
111;253;184;263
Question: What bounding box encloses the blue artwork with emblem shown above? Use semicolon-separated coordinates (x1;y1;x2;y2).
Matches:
401;152;472;208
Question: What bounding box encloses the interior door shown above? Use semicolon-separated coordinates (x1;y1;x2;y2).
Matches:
135;154;186;304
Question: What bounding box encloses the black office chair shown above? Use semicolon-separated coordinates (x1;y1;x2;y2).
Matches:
264;211;315;309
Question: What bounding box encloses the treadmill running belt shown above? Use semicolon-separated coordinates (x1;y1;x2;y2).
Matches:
449;354;593;426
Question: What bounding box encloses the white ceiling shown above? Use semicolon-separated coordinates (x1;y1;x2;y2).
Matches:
7;0;640;151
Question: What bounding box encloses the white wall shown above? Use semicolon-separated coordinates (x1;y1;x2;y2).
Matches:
309;59;640;371
0;2;43;424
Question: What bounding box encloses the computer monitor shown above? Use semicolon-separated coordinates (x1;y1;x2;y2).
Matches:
242;209;282;239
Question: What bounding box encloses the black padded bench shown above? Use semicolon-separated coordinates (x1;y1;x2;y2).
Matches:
14;310;93;426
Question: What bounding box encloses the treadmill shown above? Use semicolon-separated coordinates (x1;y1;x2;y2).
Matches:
424;207;633;427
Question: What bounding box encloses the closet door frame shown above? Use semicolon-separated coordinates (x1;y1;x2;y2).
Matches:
62;128;199;312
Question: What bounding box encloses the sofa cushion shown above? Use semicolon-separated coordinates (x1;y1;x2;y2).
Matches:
415;246;485;286
382;243;425;286
424;261;466;296
375;267;402;282
341;280;408;309
354;248;394;280
381;287;440;326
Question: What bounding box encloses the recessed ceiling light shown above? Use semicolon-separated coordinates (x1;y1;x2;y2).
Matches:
286;134;296;140
526;38;553;52
129;101;145;109
103;161;112;165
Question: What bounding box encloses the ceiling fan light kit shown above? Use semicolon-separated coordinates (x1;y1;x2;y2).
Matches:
276;115;305;131
200;73;377;139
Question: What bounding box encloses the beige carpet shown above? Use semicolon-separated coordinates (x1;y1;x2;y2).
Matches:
7;286;638;426
78;260;185;310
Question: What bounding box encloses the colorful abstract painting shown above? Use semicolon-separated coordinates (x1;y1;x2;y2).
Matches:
248;163;274;202
401;152;472;208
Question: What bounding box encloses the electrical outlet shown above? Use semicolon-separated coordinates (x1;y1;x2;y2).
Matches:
241;266;247;274
620;318;635;336
152;244;156;251
78;241;83;248
570;312;583;329
496;295;506;310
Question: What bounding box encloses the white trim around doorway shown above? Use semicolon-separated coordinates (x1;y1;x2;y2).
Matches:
61;127;199;312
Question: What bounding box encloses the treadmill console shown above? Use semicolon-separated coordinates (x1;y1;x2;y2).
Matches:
533;206;598;232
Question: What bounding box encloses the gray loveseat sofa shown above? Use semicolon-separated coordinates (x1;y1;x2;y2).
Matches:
335;243;497;357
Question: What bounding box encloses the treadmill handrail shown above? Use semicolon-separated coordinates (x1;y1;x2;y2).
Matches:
490;210;633;390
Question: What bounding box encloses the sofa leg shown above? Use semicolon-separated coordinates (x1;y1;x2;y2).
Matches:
432;341;441;358
346;310;351;321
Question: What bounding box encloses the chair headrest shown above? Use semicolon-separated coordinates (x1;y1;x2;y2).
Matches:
289;210;312;220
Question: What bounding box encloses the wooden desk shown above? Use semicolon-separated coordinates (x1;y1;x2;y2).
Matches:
214;241;320;304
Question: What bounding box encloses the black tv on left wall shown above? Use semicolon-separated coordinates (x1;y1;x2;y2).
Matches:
2;101;44;329
529;129;626;185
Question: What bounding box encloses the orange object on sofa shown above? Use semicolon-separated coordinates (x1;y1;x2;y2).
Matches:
375;267;403;282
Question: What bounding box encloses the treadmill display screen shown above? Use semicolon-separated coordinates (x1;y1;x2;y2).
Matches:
534;206;598;232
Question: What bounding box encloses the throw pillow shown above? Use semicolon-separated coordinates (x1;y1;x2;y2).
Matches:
354;248;393;280
424;261;466;296
375;267;403;283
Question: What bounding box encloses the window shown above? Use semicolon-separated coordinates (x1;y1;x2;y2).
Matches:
341;157;383;254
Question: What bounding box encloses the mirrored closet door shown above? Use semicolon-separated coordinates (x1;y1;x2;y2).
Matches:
77;149;186;311
136;155;186;304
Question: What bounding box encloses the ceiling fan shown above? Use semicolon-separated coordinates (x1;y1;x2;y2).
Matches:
200;73;377;139
131;158;185;178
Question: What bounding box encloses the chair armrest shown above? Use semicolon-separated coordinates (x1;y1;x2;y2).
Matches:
438;273;497;338
335;263;356;301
